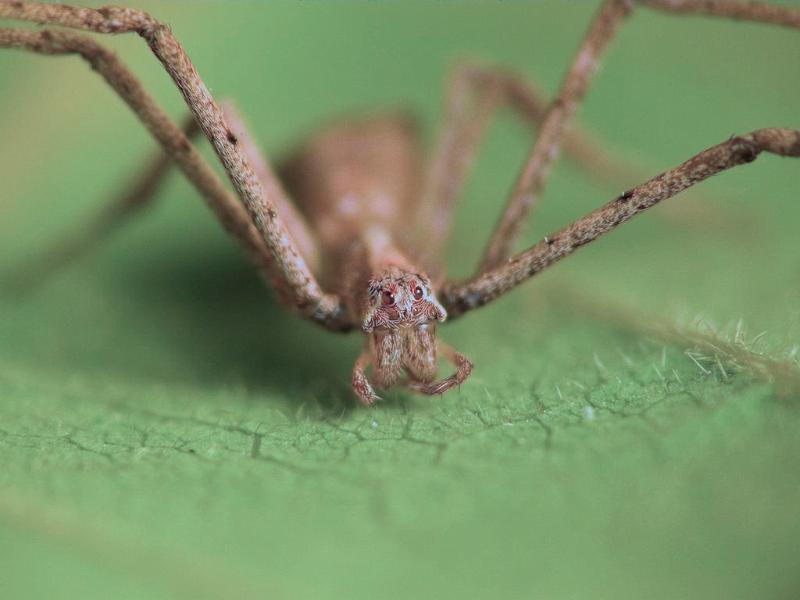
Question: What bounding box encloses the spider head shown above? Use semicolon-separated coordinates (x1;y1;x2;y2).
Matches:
359;267;448;392
361;268;446;333
354;267;471;401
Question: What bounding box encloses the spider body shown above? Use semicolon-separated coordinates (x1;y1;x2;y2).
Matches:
278;113;457;403
1;0;799;406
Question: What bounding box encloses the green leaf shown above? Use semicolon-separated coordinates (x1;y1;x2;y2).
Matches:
1;2;799;599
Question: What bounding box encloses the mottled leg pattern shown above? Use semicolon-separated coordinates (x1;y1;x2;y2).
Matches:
222;103;320;273
478;0;800;274
11;98;323;286
420;58;650;273
478;0;633;273
0;1;348;330
642;0;800;28
437;0;800;316
443;128;800;317
0;28;271;282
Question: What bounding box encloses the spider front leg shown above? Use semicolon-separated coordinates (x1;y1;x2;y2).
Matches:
0;28;269;284
222;104;320;274
0;1;349;330
442;129;800;317
476;0;800;276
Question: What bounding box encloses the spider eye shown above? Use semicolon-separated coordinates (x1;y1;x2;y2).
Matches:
413;286;424;300
382;290;395;306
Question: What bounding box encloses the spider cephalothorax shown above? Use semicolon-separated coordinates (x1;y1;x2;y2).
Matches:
362;269;446;333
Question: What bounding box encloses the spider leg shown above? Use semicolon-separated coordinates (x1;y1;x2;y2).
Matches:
477;0;800;274
442;128;800;318
10;100;322;287
642;0;800;28
476;0;633;273
0;1;349;330
0;28;334;322
352;347;381;406
405;342;473;396
418;62;504;274
221;103;320;274
420;60;654;275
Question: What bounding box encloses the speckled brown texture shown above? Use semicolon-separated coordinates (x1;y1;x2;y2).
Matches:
479;0;634;272
443;129;800;317
418;60;654;276
0;27;292;303
644;0;800;28
0;0;349;329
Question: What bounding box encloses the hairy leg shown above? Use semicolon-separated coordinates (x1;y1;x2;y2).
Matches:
476;0;800;275
0;28;273;287
13;101;319;287
222;104;320;273
0;1;348;329
442;128;800;317
421;60;656;274
642;0;800;28
418;63;503;273
478;0;633;273
0;27;342;324
12;101;322;285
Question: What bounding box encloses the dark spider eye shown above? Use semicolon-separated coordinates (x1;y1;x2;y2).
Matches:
413;286;424;300
382;290;395;306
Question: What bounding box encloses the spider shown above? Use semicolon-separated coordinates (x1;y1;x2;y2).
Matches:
1;0;798;406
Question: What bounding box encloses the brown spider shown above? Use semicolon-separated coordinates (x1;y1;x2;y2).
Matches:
1;0;798;406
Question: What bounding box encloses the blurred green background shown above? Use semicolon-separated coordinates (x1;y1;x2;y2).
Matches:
1;2;799;598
